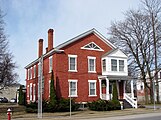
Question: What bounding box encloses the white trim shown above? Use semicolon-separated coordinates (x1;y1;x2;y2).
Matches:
68;55;78;72
33;65;36;78
28;69;30;80
33;84;36;101
30;83;32;101
49;80;51;97
81;42;104;51
88;80;97;97
30;67;32;79
88;56;96;73
27;85;29;97
49;56;53;73
68;79;78;97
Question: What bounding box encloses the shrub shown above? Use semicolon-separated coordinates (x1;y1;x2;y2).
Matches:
26;102;37;113
88;99;121;111
57;98;79;112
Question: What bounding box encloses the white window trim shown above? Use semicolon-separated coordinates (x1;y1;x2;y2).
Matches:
30;83;32;101
88;56;96;73
49;80;51;97
88;80;97;97
119;60;124;72
30;67;33;79
33;65;36;78
38;63;40;77
68;79;78;97
111;59;117;72
28;69;30;80
27;85;29;97
33;84;36;101
49;56;53;73
68;55;78;72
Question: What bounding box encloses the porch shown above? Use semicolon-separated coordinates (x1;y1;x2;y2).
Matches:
98;75;137;108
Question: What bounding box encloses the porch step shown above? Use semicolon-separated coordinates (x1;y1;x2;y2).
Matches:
123;99;133;109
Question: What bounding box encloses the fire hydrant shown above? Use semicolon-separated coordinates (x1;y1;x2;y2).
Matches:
7;108;12;120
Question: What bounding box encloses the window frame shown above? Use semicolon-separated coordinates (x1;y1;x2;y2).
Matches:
33;65;36;78
88;56;96;73
102;59;106;72
68;55;77;72
111;59;117;71
30;83;32;101
49;56;53;73
49;80;51;97
119;60;124;72
33;84;36;101
88;80;97;96
68;80;78;97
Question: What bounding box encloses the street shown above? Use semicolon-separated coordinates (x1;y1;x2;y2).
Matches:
82;112;161;120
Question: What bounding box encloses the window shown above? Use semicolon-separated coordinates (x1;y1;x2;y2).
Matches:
88;80;97;96
30;67;32;79
49;80;51;97
28;69;30;80
27;85;29;97
33;65;36;78
68;55;77;72
49;56;53;73
111;59;117;71
33;84;36;101
88;56;96;72
68;80;78;97
102;59;106;71
38;63;40;77
81;42;104;51
119;60;124;71
30;83;32;101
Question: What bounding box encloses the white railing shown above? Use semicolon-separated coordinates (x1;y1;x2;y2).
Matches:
124;93;137;108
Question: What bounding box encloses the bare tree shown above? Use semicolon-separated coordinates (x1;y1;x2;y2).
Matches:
0;8;18;90
109;7;161;103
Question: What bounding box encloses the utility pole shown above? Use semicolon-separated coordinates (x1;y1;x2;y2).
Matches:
38;56;43;118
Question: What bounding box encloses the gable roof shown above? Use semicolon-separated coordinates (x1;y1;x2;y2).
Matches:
55;28;116;50
102;48;127;58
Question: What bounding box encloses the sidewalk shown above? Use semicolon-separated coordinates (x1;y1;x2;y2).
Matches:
3;108;161;120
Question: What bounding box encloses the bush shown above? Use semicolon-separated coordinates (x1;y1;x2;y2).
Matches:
26;102;37;113
57;98;79;112
88;99;121;111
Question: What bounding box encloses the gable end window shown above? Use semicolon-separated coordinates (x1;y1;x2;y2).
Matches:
88;56;96;73
81;42;104;51
68;55;77;72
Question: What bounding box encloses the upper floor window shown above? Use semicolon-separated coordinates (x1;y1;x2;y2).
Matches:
33;65;36;78
88;56;96;73
111;59;117;71
28;69;30;80
119;60;124;71
102;59;106;71
38;63;40;77
68;55;77;72
88;80;97;96
68;80;78;97
49;56;53;73
29;67;32;79
81;42;104;51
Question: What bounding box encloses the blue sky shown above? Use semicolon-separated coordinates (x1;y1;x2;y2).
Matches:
0;0;140;85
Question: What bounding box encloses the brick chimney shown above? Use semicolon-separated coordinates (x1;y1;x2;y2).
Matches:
38;39;43;57
48;29;54;51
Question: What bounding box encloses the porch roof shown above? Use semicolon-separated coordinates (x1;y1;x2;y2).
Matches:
98;75;133;81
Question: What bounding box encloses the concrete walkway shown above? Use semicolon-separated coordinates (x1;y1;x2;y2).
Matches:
2;108;161;120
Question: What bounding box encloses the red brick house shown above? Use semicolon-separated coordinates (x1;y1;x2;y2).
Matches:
25;28;137;108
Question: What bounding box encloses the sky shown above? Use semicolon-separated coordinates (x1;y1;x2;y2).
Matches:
0;0;140;85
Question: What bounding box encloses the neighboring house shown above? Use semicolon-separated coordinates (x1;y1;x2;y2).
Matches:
0;83;21;102
25;28;137;108
136;70;161;103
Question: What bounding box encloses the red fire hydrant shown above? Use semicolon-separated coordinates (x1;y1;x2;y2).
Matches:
7;108;12;120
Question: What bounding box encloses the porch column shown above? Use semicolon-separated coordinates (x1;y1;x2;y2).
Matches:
131;80;134;99
99;79;102;99
105;78;110;100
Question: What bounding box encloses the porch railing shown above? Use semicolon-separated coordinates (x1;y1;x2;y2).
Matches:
124;93;137;108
